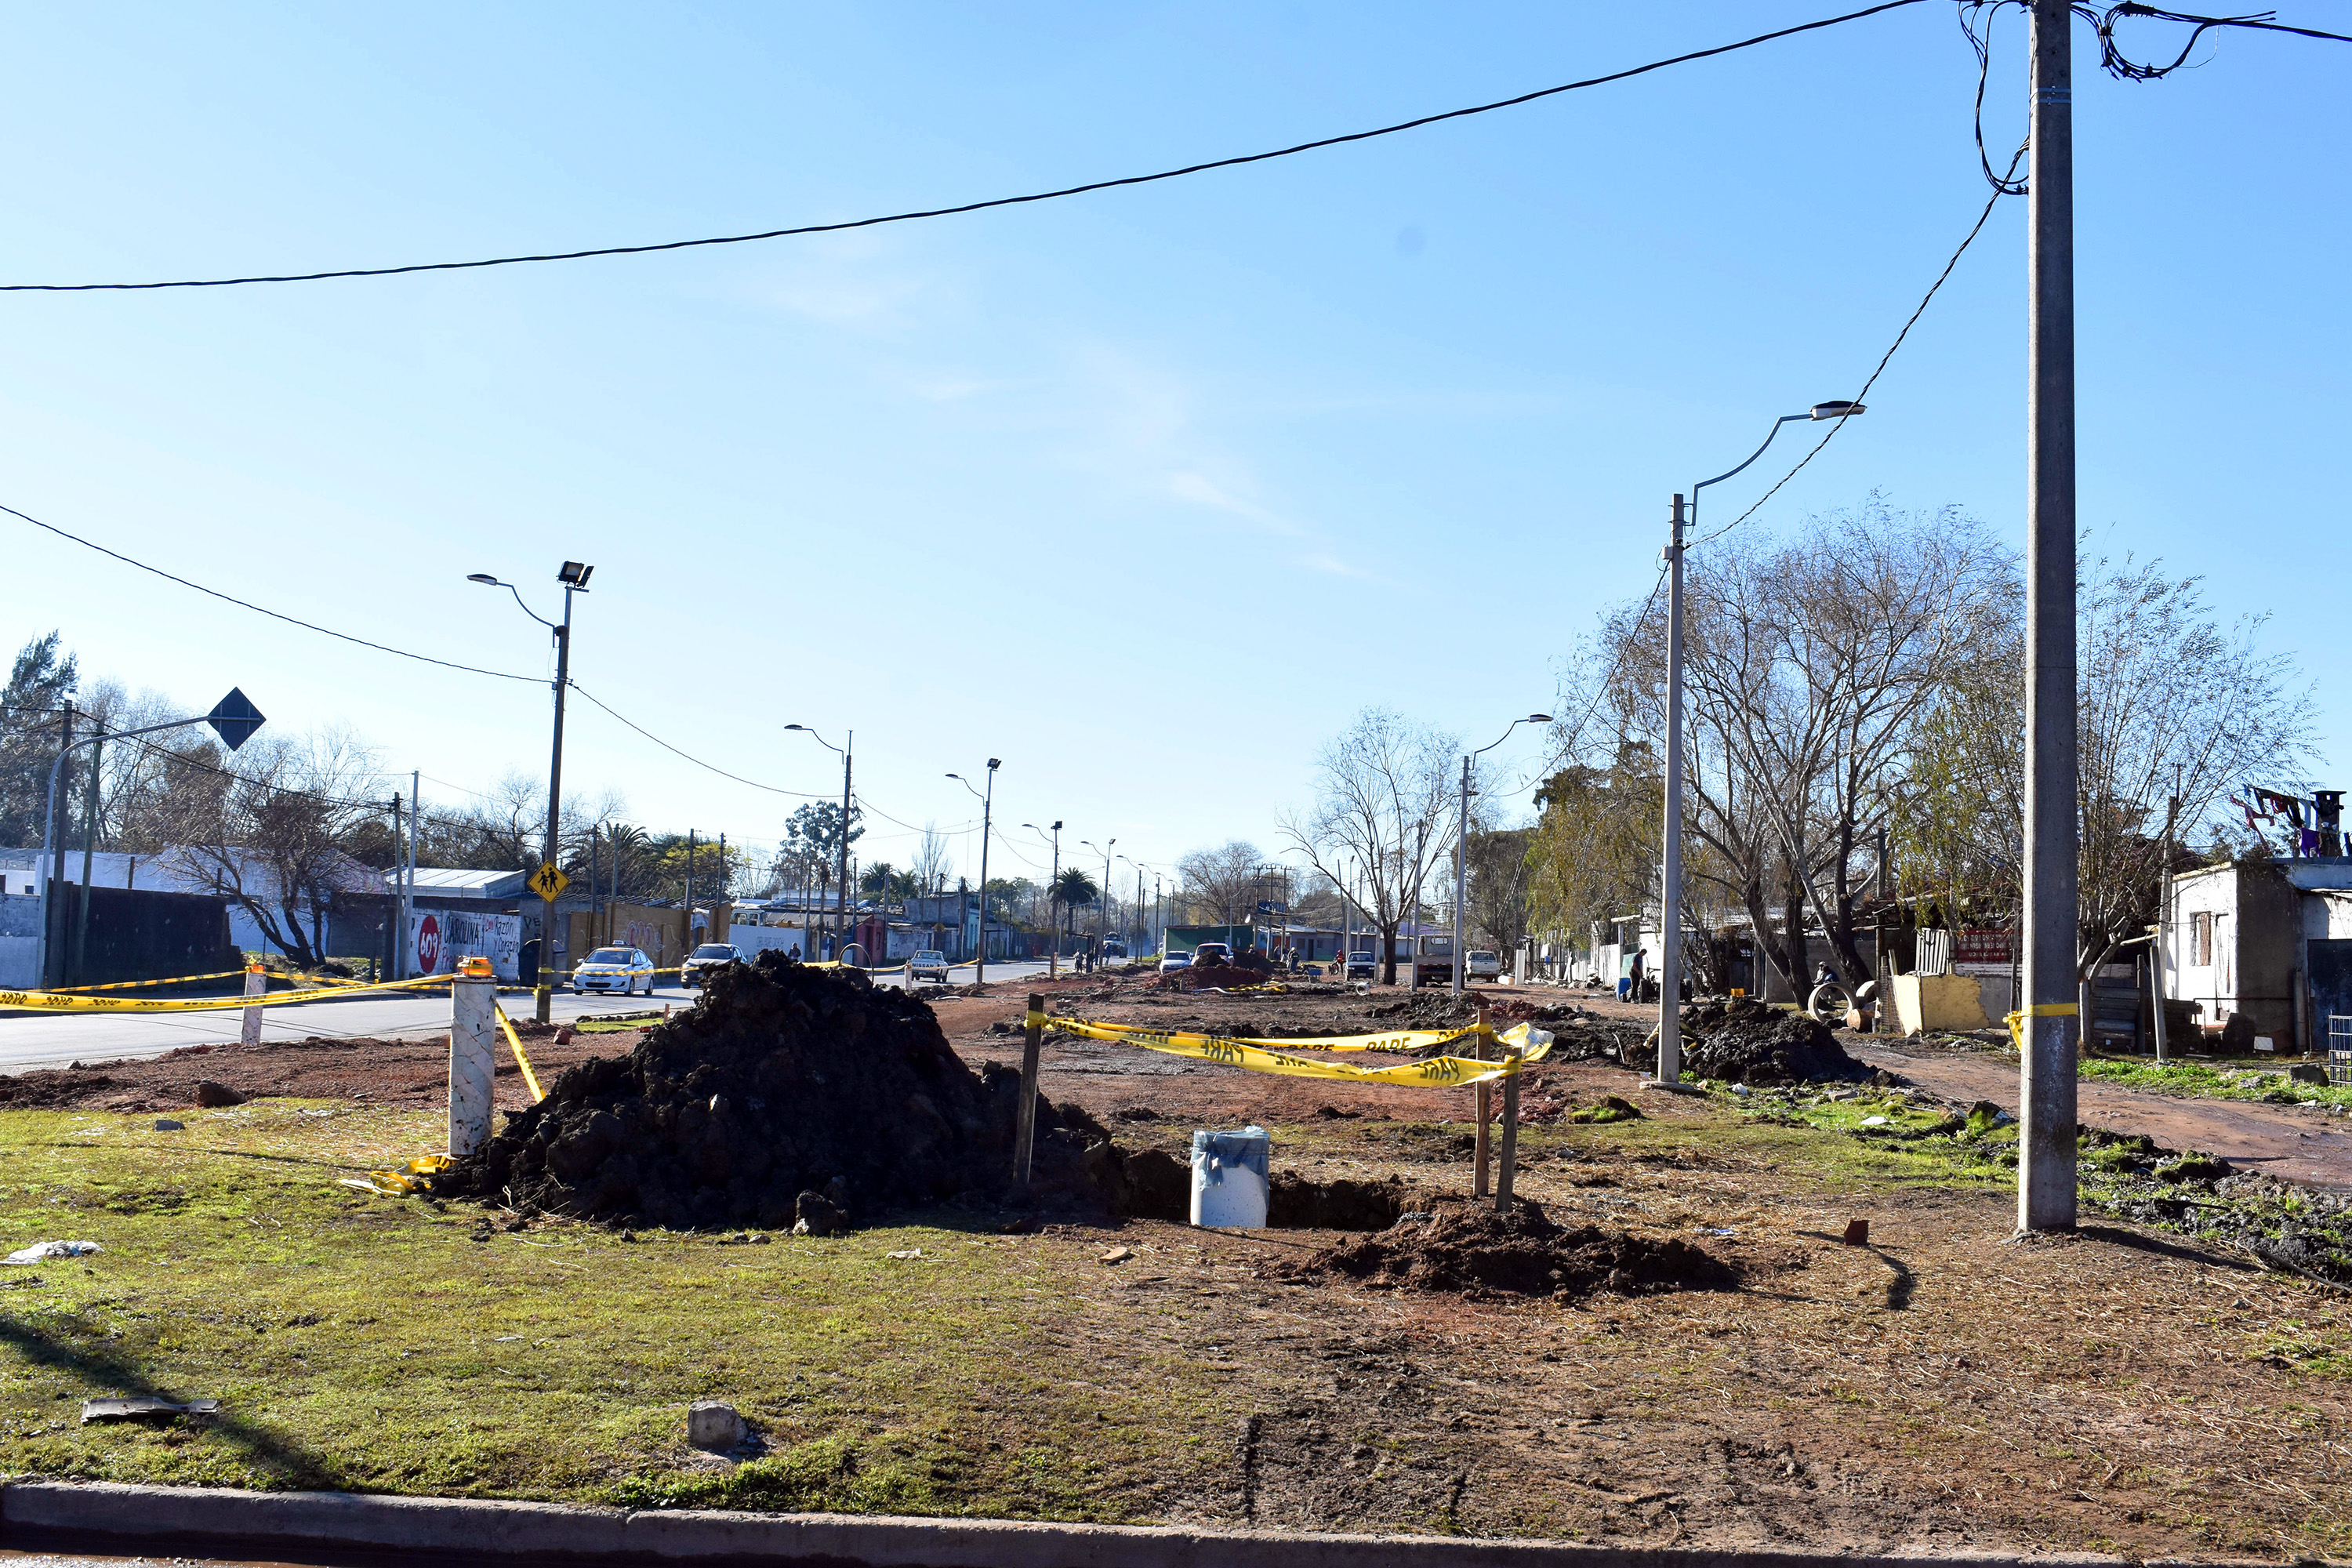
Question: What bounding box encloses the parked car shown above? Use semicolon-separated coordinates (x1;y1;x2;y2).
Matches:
1345;949;1377;980
1466;949;1504;982
572;946;655;996
1159;952;1192;972
680;943;742;988
907;950;949;984
1193;941;1233;967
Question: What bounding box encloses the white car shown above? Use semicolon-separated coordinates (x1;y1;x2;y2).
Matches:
680;943;742;988
1466;949;1504;982
1159;952;1192;972
907;950;949;984
572;946;656;996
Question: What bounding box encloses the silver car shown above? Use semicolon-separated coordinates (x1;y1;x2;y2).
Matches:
907;950;949;984
681;943;742;988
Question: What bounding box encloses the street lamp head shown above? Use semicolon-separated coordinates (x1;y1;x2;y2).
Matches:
557;561;594;587
466;573;500;586
785;724;806;731
1527;713;1554;724
1809;401;1865;420
986;758;1000;771
1051;820;1062;831
945;773;962;782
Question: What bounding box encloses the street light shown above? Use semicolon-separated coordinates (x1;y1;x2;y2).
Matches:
1450;714;1552;996
471;563;592;1023
1080;838;1115;956
786;724;852;959
1653;401;1864;1082
1023;822;1062;976
948;762;1000;983
37;689;264;989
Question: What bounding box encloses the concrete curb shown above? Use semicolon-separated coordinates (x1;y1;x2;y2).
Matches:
0;1480;2281;1567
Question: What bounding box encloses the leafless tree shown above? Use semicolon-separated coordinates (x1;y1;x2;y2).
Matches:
149;726;387;968
912;822;954;893
1588;500;2015;994
1174;840;1265;924
1282;708;1456;985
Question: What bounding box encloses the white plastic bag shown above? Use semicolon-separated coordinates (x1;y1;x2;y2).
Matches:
5;1240;102;1265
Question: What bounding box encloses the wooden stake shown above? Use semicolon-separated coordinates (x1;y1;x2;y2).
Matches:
1472;997;1491;1199
1014;993;1044;1196
1497;1041;1521;1213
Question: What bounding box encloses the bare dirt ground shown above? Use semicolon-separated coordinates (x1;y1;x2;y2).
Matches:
20;971;2352;1555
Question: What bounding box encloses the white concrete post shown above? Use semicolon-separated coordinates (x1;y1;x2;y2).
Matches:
238;964;266;1047
449;965;497;1157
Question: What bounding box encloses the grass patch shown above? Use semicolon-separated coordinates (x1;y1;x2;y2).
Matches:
2081;1055;2351;1109
0;1102;1207;1517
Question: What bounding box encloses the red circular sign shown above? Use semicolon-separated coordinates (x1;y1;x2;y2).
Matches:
416;915;442;974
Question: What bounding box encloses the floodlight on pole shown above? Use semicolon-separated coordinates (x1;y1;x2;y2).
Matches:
1024;820;1063;976
471;563;591;1022
947;762;1000;982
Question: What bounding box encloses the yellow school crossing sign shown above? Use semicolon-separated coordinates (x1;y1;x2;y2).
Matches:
527;862;571;901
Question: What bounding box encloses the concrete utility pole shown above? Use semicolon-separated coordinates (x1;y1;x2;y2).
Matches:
2019;0;2080;1233
949;763;1000;981
1454;715;1550;996
1025;822;1061;976
1657;494;1689;1084
470;563;589;1022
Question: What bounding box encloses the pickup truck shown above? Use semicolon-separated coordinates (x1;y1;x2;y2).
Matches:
906;950;949;984
1465;949;1504;982
1345;950;1377;980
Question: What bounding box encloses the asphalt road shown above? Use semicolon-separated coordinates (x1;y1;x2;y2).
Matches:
0;958;1063;1075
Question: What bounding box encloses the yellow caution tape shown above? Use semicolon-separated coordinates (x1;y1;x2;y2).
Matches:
2003;1002;2080;1051
344;1152;453;1196
49;967;251;993
1028;1011;1551;1087
0;971;464;1014
492;1003;546;1104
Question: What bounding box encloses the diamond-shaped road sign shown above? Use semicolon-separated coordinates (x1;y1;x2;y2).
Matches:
205;688;265;752
527;862;571;902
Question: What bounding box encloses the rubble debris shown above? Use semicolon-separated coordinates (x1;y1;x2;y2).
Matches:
688;1400;746;1450
1281;1201;1739;1301
194;1080;246;1108
1566;1095;1643;1125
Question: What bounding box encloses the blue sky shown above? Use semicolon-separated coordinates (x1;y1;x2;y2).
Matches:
1;2;2343;889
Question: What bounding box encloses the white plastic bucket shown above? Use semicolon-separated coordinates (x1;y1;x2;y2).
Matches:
1189;1126;1270;1229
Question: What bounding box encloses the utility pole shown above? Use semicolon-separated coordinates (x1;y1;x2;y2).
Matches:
1656;495;1688;1086
2019;0;2079;1232
837;733;854;954
2151;789;2177;1065
975;762;996;983
45;701;71;989
686;828;696;959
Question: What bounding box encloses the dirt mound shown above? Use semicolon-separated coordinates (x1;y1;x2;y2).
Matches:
1664;996;1869;1085
1161;962;1273;992
1284;1200;1738;1301
434;955;1122;1230
1365;995;1479;1029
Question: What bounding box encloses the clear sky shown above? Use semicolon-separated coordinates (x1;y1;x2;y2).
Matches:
1;2;2342;891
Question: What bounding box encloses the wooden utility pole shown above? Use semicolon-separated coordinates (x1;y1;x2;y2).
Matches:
2018;0;2080;1233
1472;997;1492;1199
1014;993;1044;1196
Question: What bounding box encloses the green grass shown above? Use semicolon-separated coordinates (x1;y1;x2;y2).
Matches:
0;1102;1211;1516
2080;1055;2352;1109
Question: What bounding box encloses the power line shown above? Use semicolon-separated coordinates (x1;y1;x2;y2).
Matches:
1688;138;2026;548
564;683;828;800
0;2;1932;294
2;500;543;684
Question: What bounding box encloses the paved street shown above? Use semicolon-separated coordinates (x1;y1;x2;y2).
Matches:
0;958;1065;1075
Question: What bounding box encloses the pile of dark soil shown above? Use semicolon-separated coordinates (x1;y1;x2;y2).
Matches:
1365;995;1479;1028
1283;1200;1738;1301
433;955;1135;1230
1657;997;1870;1085
1162;962;1274;992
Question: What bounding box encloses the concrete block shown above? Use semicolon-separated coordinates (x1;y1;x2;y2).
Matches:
687;1399;745;1450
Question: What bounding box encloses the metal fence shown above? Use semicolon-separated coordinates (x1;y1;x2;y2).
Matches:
2329;1016;2352;1088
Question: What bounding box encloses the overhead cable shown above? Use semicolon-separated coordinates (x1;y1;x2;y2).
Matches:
1688;138;2025;549
2;501;543;684
565;684;827;800
0;2;1932;293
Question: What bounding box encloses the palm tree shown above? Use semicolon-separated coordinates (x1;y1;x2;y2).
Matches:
1051;867;1098;949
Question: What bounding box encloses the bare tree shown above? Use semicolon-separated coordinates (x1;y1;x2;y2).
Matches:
1282;708;1456;985
1901;550;2311;983
1174;840;1265;924
1588;500;2015;994
912;822;954;893
151;727;387;968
